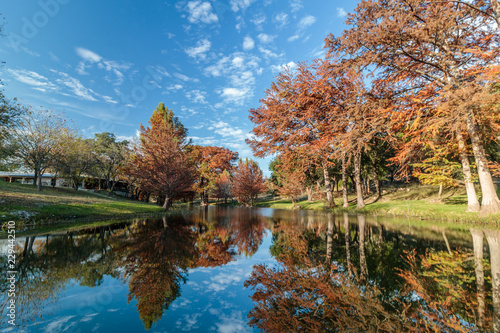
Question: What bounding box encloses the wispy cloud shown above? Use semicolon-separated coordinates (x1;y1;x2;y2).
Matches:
337;7;347;17
257;33;276;44
270;61;297;73
53;70;99;101
186;89;208;104
298;15;316;30
7;69;58;92
273;12;288;28
290;0;303;13
75;47;131;85
185;39;211;60
186;1;218;24
230;0;256;12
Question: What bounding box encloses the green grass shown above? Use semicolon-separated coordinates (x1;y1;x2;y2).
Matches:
255;185;500;224
0;181;165;225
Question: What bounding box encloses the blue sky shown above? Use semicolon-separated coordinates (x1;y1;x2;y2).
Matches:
0;0;355;173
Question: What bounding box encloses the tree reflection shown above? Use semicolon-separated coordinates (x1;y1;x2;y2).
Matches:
0;208;270;331
120;217;197;330
247;213;500;332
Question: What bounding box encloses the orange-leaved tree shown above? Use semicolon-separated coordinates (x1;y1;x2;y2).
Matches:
231;158;267;206
188;145;238;205
126;103;195;211
327;0;500;214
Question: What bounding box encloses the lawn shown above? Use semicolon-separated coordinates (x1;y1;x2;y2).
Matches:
255;185;500;224
0;181;165;225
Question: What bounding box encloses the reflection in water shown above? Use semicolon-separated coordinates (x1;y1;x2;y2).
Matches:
246;211;500;332
2;208;500;332
0;207;269;331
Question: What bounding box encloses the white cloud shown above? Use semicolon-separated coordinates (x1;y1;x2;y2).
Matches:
205;52;260;105
337;7;347;17
287;35;300;42
230;0;255;12
166;84;183;91
258;46;282;59
7;69;58;91
257;33;276;44
243;36;255;50
54;71;99;101
75;47;131;85
220;88;247;103
186;89;208;104
273;12;288;28
75;47;102;63
298;15;316;30
270;61;297;73
186;1;218;24
186;39;211;60
232;56;244;68
208;121;244;138
102;95;118;104
251;14;266;29
290;0;303;13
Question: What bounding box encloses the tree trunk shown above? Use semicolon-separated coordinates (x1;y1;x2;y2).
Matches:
306;186;313;202
326;214;334;264
162;196;172;211
33;167;38;188
350;175;356;193
343;213;352;276
486;229;500;332
441;229;451;255
438;184;443;201
357;214;368;283
466;113;500;215
457;131;480;212
470;228;485;330
354;152;365;209
333;176;338;193
372;164;381;199
323;163;335;208
37;170;43;191
342;154;349;208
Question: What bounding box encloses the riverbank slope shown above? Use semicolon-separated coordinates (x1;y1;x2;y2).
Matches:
255;185;500;223
0;181;164;225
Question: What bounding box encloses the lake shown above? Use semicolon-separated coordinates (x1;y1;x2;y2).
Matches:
1;206;499;332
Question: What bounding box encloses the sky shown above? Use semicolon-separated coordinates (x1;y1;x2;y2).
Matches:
0;0;355;174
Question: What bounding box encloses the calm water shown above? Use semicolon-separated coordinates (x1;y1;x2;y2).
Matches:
1;206;499;332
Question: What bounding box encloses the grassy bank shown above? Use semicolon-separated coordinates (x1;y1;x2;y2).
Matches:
0;181;165;225
255;185;500;224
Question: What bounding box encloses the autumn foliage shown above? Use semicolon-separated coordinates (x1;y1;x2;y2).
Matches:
231;158;267;206
125;103;195;210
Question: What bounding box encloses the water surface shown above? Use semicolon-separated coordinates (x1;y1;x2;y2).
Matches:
1;207;498;332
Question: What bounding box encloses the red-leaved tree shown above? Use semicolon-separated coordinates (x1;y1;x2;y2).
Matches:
231;158;267;206
126;103;195;211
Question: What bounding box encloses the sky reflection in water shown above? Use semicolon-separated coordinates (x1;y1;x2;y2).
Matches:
1;206;499;332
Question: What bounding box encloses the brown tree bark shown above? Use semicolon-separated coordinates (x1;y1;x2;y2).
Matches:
354;152;365;209
466;113;500;215
306;185;313;202
471;228;485;330
357;214;368;283
162;196;172;211
343;213;352;276
323;163;335;208
457;131;480;212
326;214;334;264
372;164;381;199
342;154;349;208
486;229;500;332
